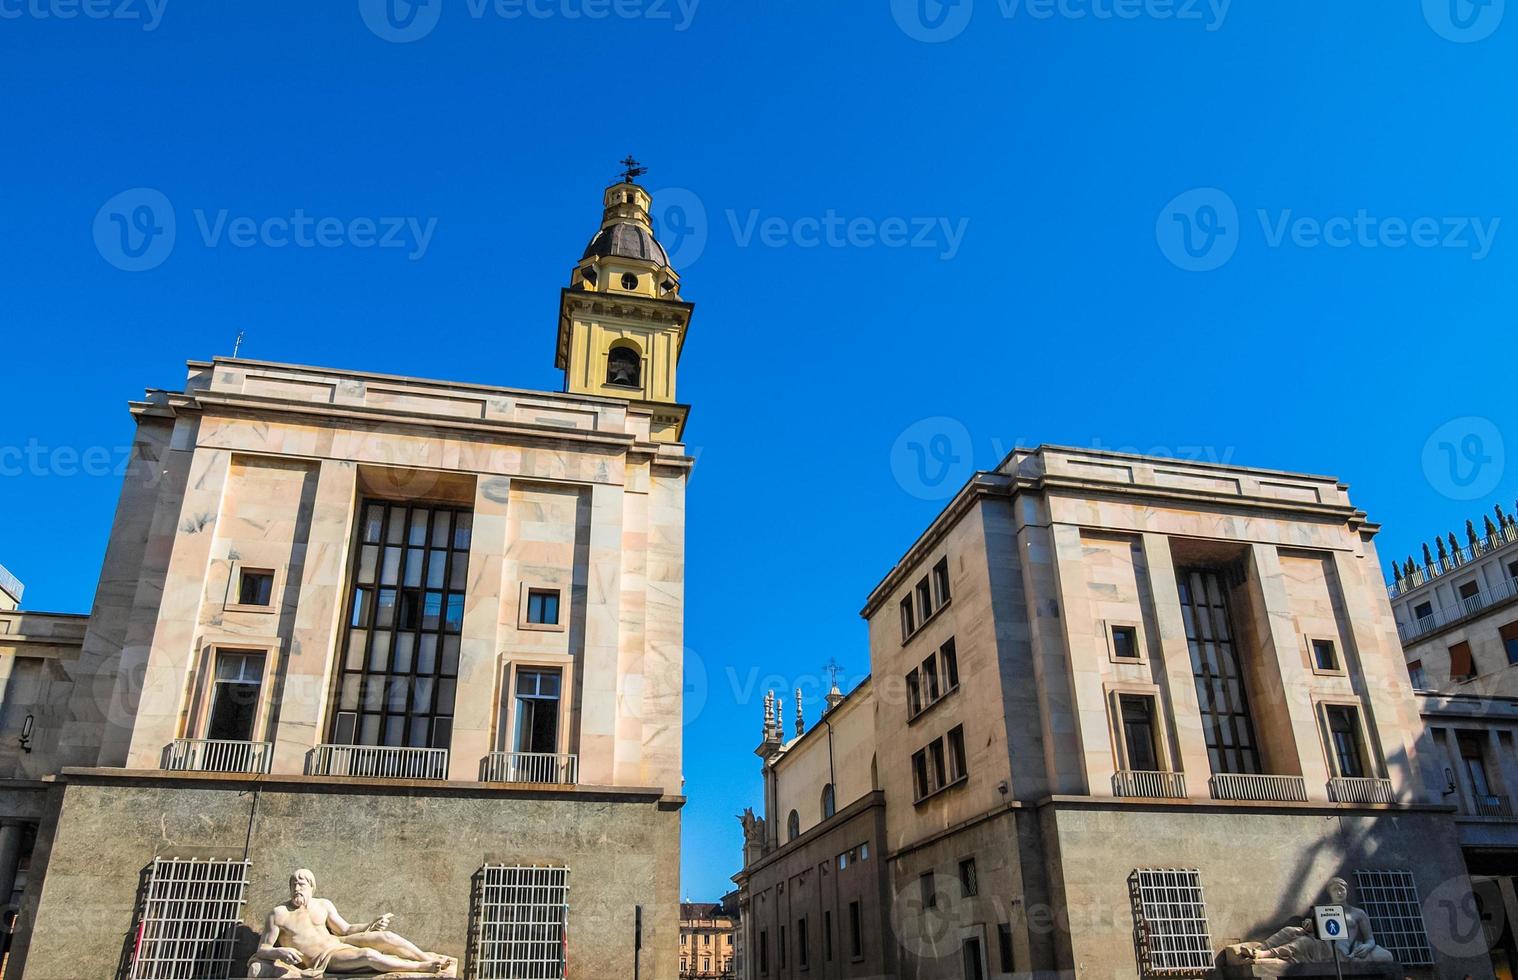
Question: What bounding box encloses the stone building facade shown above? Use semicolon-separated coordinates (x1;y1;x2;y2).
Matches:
680;898;739;979
3;174;693;980
735;446;1492;979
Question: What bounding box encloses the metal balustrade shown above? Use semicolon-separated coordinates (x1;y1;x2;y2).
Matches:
1208;773;1308;802
1474;793;1514;818
305;744;449;780
161;738;273;774
1327;777;1396;804
480;752;579;785
1388;524;1518;598
1112;770;1188;799
1397;574;1518;642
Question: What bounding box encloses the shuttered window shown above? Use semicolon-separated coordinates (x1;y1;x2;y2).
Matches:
1449;641;1475;680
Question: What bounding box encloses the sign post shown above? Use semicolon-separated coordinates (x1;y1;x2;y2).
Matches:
1314;905;1347;980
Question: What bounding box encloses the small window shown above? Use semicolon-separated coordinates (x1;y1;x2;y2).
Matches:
900;596;916;640
1407;659;1427;690
947;726;967;782
916;577;933;622
526;589;561;625
238;569;275;607
1311;638;1340;672
1111;625;1139;660
606;345;642;387
922;653;940;702
1413;600;1434;623
941;638;959;689
787;810;800;841
1508;559;1518;583
821;783;836;820
912;749;930;800
1325;704;1366;778
921;871;937;909
760;930;769;975
959;857;978;897
933;558;951;605
1501;623;1518;665
1459;580;1483;608
1450;640;1476;680
998;923;1015;973
779;925;787;968
848;902;862;959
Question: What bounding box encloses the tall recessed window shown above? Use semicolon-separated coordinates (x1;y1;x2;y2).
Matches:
1501;623;1518;665
900;596;915;640
606;345;641;387
1178;569;1261;775
848;902;862;959
527;589;561;626
821;783;836;820
787;810;800;841
932;558;951;606
916;577;933;622
1407;659;1427;690
237;569;274;607
1119;694;1160;772
1325;705;1365;778
207;651;264;743
514;668;562;755
335;499;470;750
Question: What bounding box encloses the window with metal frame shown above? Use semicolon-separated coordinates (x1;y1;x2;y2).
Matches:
206;651;265;743
129;858;251;980
336;499;471;752
1130;868;1213;975
1353;870;1433;967
513;668;563;755
1177;569;1261;775
1324;705;1366;778
473;864;570;979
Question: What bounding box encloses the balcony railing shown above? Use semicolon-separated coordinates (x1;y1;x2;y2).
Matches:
1398;574;1518;642
1112;770;1188;799
162;738;273;774
480;752;579;785
1388;524;1518;599
1473;793;1514;818
305;744;449;780
1327;777;1396;804
1209;773;1309;803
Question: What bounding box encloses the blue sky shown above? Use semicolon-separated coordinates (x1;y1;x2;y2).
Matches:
1;0;1514;901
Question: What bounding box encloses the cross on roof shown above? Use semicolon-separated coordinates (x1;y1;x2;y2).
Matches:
619;155;648;183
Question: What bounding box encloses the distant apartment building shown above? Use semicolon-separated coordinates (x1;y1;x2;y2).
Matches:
681;898;739;979
735;446;1492;979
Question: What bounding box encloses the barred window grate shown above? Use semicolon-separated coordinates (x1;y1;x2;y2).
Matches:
1131;869;1212;976
129;858;251;980
1354;869;1433;967
474;864;570;979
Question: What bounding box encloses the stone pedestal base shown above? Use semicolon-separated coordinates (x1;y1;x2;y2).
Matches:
1218;960;1401;978
241;957;458;979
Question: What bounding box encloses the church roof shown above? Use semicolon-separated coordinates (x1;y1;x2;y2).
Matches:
582;220;669;265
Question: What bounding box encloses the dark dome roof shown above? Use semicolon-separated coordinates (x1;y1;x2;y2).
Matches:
582;222;669;266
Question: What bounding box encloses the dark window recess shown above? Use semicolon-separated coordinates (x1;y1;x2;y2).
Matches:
526;589;561;625
1120;695;1160;772
1311;638;1339;671
824;910;833;961
942;638;959;689
900;597;916;640
959;858;978;897
912;749;930;800
1111;625;1139;659
961;937;985;980
1413;601;1434;622
916;578;933;622
513;668;561;754
1450;641;1476;680
998;923;1015;973
335;499;471;751
933;558;952;605
906;671;923;716
1178;568;1262;775
922;653;940;702
1407;659;1427;690
620;272;639;290
1460;733;1493;797
797;917;809;969
921;872;936;909
1501;622;1518;665
947;725;967;782
1460;580;1483;607
779;926;787;968
848;902;862;959
821;784;836;820
207;652;264;744
1325;705;1365;778
787;810;800;841
606;346;641;387
759;930;769;976
1508;559;1518;583
238;570;274;606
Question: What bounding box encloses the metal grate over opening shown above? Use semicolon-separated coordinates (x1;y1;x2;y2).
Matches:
129;858;251;980
474;864;570;979
1354;869;1433;967
1131;868;1213;976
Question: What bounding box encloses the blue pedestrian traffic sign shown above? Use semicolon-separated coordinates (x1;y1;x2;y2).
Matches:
1314;904;1347;941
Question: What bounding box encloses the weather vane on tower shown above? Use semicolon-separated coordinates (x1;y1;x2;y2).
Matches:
619;154;648;183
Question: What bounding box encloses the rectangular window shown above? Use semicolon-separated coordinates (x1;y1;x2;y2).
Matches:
998;923;1014;973
131;858;251;980
1509;559;1518;582
1325;705;1366;778
1413;600;1434;623
237;569;274;607
336;499;469;751
779;925;786;968
917;577;934;622
475;864;570;980
913;749;930;800
1450;640;1475;680
1177;569;1261;775
922;653;941;702
526;589;560;625
1111;624;1140;660
961;937;985;980
848;901;862;959
1459;733;1493;797
797;917;808;969
1407;659;1427;690
1459;579;1484;611
906;670;922;716
1501;622;1518;665
1353;870;1433;967
824;910;833;961
947;726;967;782
921;871;936;909
1311;638;1339;672
513;668;563;755
1132;868;1213;973
206;651;265;745
930;739;948;788
941;638;959;689
900;597;915;640
959;857;978;897
934;558;952;606
759;930;769;975
1119;694;1160;772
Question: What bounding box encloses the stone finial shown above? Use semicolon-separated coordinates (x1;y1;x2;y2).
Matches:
794;688;805;737
825;683;845;714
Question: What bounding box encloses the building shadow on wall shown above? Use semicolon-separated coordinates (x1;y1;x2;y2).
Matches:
114;864;152;980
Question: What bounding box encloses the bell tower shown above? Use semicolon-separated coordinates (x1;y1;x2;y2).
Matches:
556;157;694;443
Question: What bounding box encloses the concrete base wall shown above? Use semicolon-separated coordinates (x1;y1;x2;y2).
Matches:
11;772;680;980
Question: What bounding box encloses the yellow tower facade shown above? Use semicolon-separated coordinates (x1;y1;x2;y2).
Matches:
556;171;694;443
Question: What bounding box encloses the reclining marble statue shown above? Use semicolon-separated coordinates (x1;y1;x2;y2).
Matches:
246;869;458;977
1221;876;1396;974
